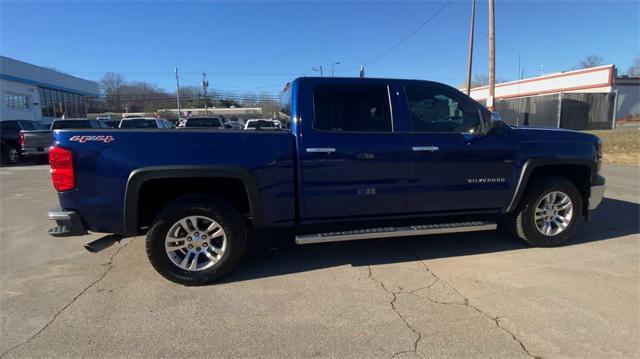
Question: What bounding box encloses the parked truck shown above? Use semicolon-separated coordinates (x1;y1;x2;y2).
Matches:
47;77;605;284
1;120;50;164
15;119;111;163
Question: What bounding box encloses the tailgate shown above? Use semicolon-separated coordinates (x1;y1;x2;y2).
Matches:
22;130;53;149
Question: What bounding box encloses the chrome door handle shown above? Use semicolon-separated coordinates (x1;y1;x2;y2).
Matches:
412;146;439;152
306;147;336;154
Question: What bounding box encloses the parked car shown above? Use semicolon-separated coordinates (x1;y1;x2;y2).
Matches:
244;119;279;130
224;120;243;130
179;117;225;129
1;120;47;164
100;120;121;128
161;119;176;129
119;117;172;129
47;77;605;285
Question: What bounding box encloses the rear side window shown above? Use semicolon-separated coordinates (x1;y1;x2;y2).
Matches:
186;118;222;127
313;84;392;132
51;120;92;130
120;119;158;128
19;121;46;130
405;84;482;133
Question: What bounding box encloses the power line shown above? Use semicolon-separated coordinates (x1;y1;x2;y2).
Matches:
336;0;454;74
87;1;454;94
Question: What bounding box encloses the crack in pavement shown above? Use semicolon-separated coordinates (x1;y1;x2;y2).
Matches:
405;246;541;359
367;261;422;359
0;241;130;358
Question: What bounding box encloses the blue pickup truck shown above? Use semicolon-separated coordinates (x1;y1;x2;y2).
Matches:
47;77;605;284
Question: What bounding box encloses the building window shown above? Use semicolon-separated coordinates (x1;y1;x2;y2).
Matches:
5;94;29;109
39;87;86;118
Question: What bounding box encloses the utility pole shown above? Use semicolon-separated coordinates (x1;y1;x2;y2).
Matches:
202;72;209;116
175;67;182;119
313;65;324;77
331;61;341;77
488;0;496;111
465;0;476;95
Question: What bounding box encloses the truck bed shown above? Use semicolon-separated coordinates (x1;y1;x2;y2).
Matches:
53;129;296;234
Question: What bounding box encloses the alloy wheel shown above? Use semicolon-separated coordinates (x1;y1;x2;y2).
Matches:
534;191;574;236
164;215;227;271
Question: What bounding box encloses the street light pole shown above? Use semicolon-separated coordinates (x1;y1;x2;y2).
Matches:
312;65;324;78
175;67;182;119
331;61;341;77
465;0;476;96
202;72;209;116
488;0;496;111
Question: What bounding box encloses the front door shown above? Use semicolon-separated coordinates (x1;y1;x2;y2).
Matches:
401;82;516;214
299;81;409;221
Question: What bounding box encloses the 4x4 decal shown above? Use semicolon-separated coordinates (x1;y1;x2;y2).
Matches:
69;135;114;144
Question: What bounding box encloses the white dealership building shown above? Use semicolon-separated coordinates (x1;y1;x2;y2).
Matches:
0;56;99;124
465;65;639;129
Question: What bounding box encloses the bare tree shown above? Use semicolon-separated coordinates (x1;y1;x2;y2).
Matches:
178;86;201;102
241;93;259;107
627;55;640;77
99;72;127;111
579;55;604;69
100;72;126;94
472;73;489;87
119;81;172;112
256;92;280;118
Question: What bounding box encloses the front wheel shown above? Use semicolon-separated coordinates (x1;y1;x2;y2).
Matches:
146;198;247;285
510;176;583;247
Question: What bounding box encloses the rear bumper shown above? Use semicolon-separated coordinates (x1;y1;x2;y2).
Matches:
22;147;49;156
48;208;88;237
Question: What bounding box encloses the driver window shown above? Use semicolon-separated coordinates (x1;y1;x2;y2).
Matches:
405;84;481;133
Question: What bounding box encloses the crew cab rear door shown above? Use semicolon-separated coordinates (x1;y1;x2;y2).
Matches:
298;80;408;222
399;82;516;213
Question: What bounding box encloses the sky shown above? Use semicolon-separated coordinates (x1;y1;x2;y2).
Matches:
1;0;638;95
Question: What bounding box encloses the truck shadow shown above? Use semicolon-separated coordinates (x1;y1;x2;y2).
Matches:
221;197;639;284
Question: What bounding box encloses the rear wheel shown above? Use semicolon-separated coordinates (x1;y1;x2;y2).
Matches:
146;198;247;285
1;145;20;165
509;176;582;247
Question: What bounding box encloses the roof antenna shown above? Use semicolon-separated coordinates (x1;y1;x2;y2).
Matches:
359;65;365;78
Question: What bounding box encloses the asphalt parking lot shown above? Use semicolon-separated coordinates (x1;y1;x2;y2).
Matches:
0;164;638;358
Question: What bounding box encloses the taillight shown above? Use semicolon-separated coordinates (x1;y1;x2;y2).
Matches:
19;132;25;147
49;146;75;191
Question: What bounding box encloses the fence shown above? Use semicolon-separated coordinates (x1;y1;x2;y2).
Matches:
494;92;615;130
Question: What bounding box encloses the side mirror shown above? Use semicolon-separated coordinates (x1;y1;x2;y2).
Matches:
489;112;504;132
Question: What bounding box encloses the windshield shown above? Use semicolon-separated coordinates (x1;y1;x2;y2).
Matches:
120;119;158;128
185;118;222;127
19;121;47;130
51;120;92;129
247;120;275;128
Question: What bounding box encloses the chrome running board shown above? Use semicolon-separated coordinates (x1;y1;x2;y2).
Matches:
295;221;497;245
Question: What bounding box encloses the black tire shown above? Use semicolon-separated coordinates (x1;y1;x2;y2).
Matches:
1;145;20;165
509;176;582;247
146;197;247;285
